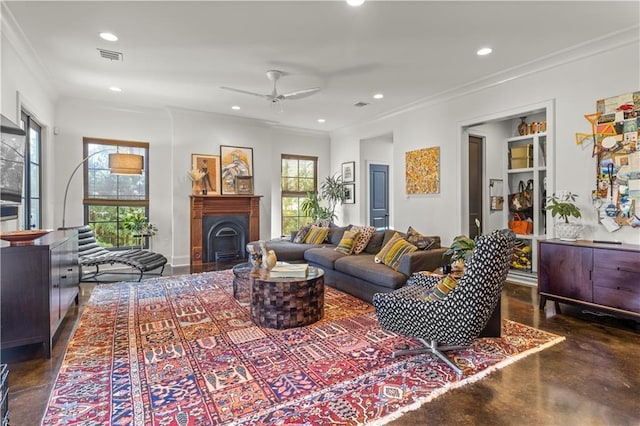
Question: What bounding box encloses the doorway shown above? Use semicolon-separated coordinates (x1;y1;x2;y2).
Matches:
468;135;483;238
369;164;389;229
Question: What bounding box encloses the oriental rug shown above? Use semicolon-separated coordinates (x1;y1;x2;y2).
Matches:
42;270;564;425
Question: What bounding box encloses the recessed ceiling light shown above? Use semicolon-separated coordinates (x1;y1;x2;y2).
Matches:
109;86;122;92
231;105;241;110
317;118;326;123
477;47;493;56
373;93;384;100
346;0;365;6
100;32;118;42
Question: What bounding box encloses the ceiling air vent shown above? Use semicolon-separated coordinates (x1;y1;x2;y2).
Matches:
97;48;124;62
354;101;369;107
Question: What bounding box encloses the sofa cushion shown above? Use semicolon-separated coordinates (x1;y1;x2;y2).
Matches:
335;230;360;255
328;225;349;245
375;232;418;271
334;254;407;289
426;274;459;301
350;225;376;255
304;247;346;269
364;230;385;254
405;226;435;250
381;229;406;247
304;226;329;244
265;240;318;261
293;224;312;243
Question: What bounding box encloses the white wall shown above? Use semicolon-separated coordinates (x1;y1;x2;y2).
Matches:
331;40;640;246
1;18;57;231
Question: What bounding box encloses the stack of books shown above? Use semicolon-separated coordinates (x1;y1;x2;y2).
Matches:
269;263;309;278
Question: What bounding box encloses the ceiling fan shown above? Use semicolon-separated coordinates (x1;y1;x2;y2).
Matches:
220;70;320;104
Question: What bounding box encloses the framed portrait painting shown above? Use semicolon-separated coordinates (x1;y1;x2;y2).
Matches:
235;176;254;194
343;183;355;204
220;145;254;194
341;161;355;183
191;154;221;195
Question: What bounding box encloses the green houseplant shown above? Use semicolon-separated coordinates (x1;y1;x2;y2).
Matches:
443;219;481;269
300;173;347;222
545;192;582;241
121;211;158;236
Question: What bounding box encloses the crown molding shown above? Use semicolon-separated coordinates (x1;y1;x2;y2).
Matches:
335;24;640;135
1;3;58;103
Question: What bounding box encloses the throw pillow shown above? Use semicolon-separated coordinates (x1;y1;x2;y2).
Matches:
374;232;418;271
350;225;377;254
293;224;312;244
335;230;361;255
405;226;436;250
425;274;459;302
304;226;330;245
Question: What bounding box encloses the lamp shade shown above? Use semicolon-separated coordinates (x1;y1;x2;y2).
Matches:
109;153;143;175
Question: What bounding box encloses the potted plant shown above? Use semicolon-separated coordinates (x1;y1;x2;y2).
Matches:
545;192;582;241
300;173;347;222
122;211;158;247
443;219;481;270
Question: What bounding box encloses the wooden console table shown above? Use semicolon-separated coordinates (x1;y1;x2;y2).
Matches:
0;229;79;357
538;239;640;317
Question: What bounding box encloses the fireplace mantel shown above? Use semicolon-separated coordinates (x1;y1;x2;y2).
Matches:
190;195;261;265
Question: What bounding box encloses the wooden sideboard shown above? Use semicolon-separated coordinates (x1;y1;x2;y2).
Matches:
538;239;640;317
0;229;79;358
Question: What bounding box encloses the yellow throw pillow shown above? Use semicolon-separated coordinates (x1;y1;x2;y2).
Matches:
304;225;330;245
425;274;459;302
335;230;361;255
374;232;418;271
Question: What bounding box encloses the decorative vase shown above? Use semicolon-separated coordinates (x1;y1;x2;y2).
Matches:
555;222;583;241
202;189;207;195
246;243;262;268
518;117;528;136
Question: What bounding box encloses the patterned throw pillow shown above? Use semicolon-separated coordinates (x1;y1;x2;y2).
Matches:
405;226;435;250
304;226;330;245
350;225;377;255
293;224;312;244
374;232;418;271
335;230;361;255
425;274;459;302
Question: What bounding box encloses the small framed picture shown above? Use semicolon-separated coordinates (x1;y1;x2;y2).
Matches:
191;154;221;195
235;176;254;194
343;183;355;204
341;161;355;183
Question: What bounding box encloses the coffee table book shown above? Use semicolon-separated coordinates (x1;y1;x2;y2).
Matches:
269;263;309;278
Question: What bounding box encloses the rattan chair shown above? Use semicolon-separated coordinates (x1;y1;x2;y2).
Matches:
76;225;167;281
372;230;515;375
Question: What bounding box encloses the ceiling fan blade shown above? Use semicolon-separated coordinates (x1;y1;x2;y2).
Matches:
220;86;268;99
281;87;321;100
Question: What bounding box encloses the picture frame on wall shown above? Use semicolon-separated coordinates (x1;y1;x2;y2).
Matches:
343;183;355;204
235;176;254;194
220;145;254;195
191;154;221;195
341;161;355;183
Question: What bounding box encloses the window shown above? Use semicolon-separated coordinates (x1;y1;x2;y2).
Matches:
20;111;42;230
281;154;317;236
82;138;149;249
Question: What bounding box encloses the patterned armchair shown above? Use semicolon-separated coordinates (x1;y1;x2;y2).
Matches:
372;230;515;375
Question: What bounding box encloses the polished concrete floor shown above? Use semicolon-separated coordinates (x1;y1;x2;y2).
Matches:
3;264;639;426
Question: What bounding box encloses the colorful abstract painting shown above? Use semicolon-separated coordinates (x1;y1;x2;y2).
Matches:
406;146;440;194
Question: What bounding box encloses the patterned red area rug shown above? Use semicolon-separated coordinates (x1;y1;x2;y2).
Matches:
42;270;564;425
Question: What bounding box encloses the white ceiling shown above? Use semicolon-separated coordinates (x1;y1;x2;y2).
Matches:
4;1;639;132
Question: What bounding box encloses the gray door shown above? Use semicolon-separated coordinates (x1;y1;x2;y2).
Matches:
369;164;389;229
469;135;483;238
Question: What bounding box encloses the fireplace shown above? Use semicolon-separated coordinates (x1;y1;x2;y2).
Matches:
203;215;249;262
190;195;261;265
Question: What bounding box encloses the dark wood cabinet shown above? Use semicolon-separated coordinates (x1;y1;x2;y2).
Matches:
538;239;640;317
0;230;79;358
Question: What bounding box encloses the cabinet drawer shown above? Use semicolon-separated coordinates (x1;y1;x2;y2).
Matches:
593;286;640;313
593;249;640;273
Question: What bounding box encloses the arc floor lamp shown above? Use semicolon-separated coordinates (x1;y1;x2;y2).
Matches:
61;150;143;229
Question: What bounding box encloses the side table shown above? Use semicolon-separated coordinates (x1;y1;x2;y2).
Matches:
232;262;253;303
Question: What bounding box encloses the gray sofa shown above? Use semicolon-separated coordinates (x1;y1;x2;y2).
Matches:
256;226;449;303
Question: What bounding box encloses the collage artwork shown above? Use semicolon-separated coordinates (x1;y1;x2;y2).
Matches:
590;91;640;228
